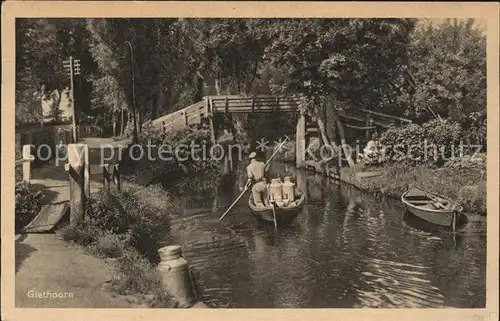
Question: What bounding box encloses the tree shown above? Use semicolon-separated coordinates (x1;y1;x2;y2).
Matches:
406;19;486;131
16;18;93;126
262;18;417;166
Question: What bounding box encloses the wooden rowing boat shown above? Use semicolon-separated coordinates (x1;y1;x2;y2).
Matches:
401;187;463;229
248;188;306;226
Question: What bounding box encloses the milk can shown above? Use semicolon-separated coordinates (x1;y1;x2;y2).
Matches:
157;245;196;308
282;176;295;202
269;178;283;202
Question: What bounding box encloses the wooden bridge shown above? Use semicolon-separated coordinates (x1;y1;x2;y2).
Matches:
150;95;412;167
151;95;301;131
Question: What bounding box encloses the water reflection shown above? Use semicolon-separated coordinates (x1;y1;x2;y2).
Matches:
163;160;486;308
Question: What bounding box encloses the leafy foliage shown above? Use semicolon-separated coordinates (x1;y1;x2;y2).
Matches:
15;183;43;232
16;18;486;149
406;19;486;128
380;119;464;166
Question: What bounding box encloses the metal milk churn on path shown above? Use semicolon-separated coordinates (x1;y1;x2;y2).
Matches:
269;178;283;203
282;176;295;202
157;245;196;308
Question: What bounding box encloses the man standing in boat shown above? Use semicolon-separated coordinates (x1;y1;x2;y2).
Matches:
246;152;270;207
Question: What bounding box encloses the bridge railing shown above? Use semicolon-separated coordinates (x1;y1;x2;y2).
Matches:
151;100;206;132
150;94;413;134
207;95;301;114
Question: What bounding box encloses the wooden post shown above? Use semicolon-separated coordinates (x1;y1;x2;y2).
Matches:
296;112;306;168
103;164;111;193
103;163;121;193
68;144;86;225
22;145;34;183
208;116;216;145
113;164;121;192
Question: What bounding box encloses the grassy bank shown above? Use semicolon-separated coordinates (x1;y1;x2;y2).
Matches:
303;160;486;216
60;182;181;308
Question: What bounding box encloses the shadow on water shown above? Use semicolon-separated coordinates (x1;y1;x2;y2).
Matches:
161;160;486;308
402;211;467;250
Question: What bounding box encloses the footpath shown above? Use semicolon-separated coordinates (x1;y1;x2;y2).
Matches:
15;138;208;308
15;153;139;308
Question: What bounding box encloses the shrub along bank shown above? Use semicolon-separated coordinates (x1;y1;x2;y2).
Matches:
121;123;221;188
299;119;487;216
61;182;180;307
59;124;222;307
15;182;43;233
339;162;486;215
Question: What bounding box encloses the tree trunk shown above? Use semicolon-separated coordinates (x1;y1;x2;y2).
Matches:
317;117;331;148
246;60;260;95
113;114;117;137
120;108;125;136
136;110;142;133
325;103;339;144
333;111;355;168
215;78;221;95
195;73;204;102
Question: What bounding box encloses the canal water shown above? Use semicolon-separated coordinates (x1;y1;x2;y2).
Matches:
162;160;486;308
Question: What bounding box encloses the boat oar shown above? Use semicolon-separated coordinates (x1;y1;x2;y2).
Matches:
218;183;250;222
265;135;290;167
218;136;290;223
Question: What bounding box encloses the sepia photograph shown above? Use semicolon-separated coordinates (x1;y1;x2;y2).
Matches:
2;2;499;321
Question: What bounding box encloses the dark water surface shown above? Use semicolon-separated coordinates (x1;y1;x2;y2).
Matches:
163;161;486;308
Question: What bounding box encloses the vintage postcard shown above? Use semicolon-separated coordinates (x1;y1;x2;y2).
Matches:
1;1;499;321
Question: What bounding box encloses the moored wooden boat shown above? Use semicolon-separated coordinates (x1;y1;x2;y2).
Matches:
248;188;306;226
401;187;463;229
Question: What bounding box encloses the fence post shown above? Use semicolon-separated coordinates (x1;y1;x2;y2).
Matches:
113;164;121;192
67;144;86;225
22;145;34;183
103;164;111;193
103;163;121;193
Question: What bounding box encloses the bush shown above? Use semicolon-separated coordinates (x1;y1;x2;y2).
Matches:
123;122;220;184
422;119;463;165
15;182;43;232
379;123;426;165
60;220;100;246
444;153;486;170
117;184;173;261
111;249;163;295
59;183;177;306
379;120;465;166
62;183;174;262
95;232;127;258
85;193;131;234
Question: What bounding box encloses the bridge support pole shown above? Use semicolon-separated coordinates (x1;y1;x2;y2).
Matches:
208;116;216;145
296;112;306;168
